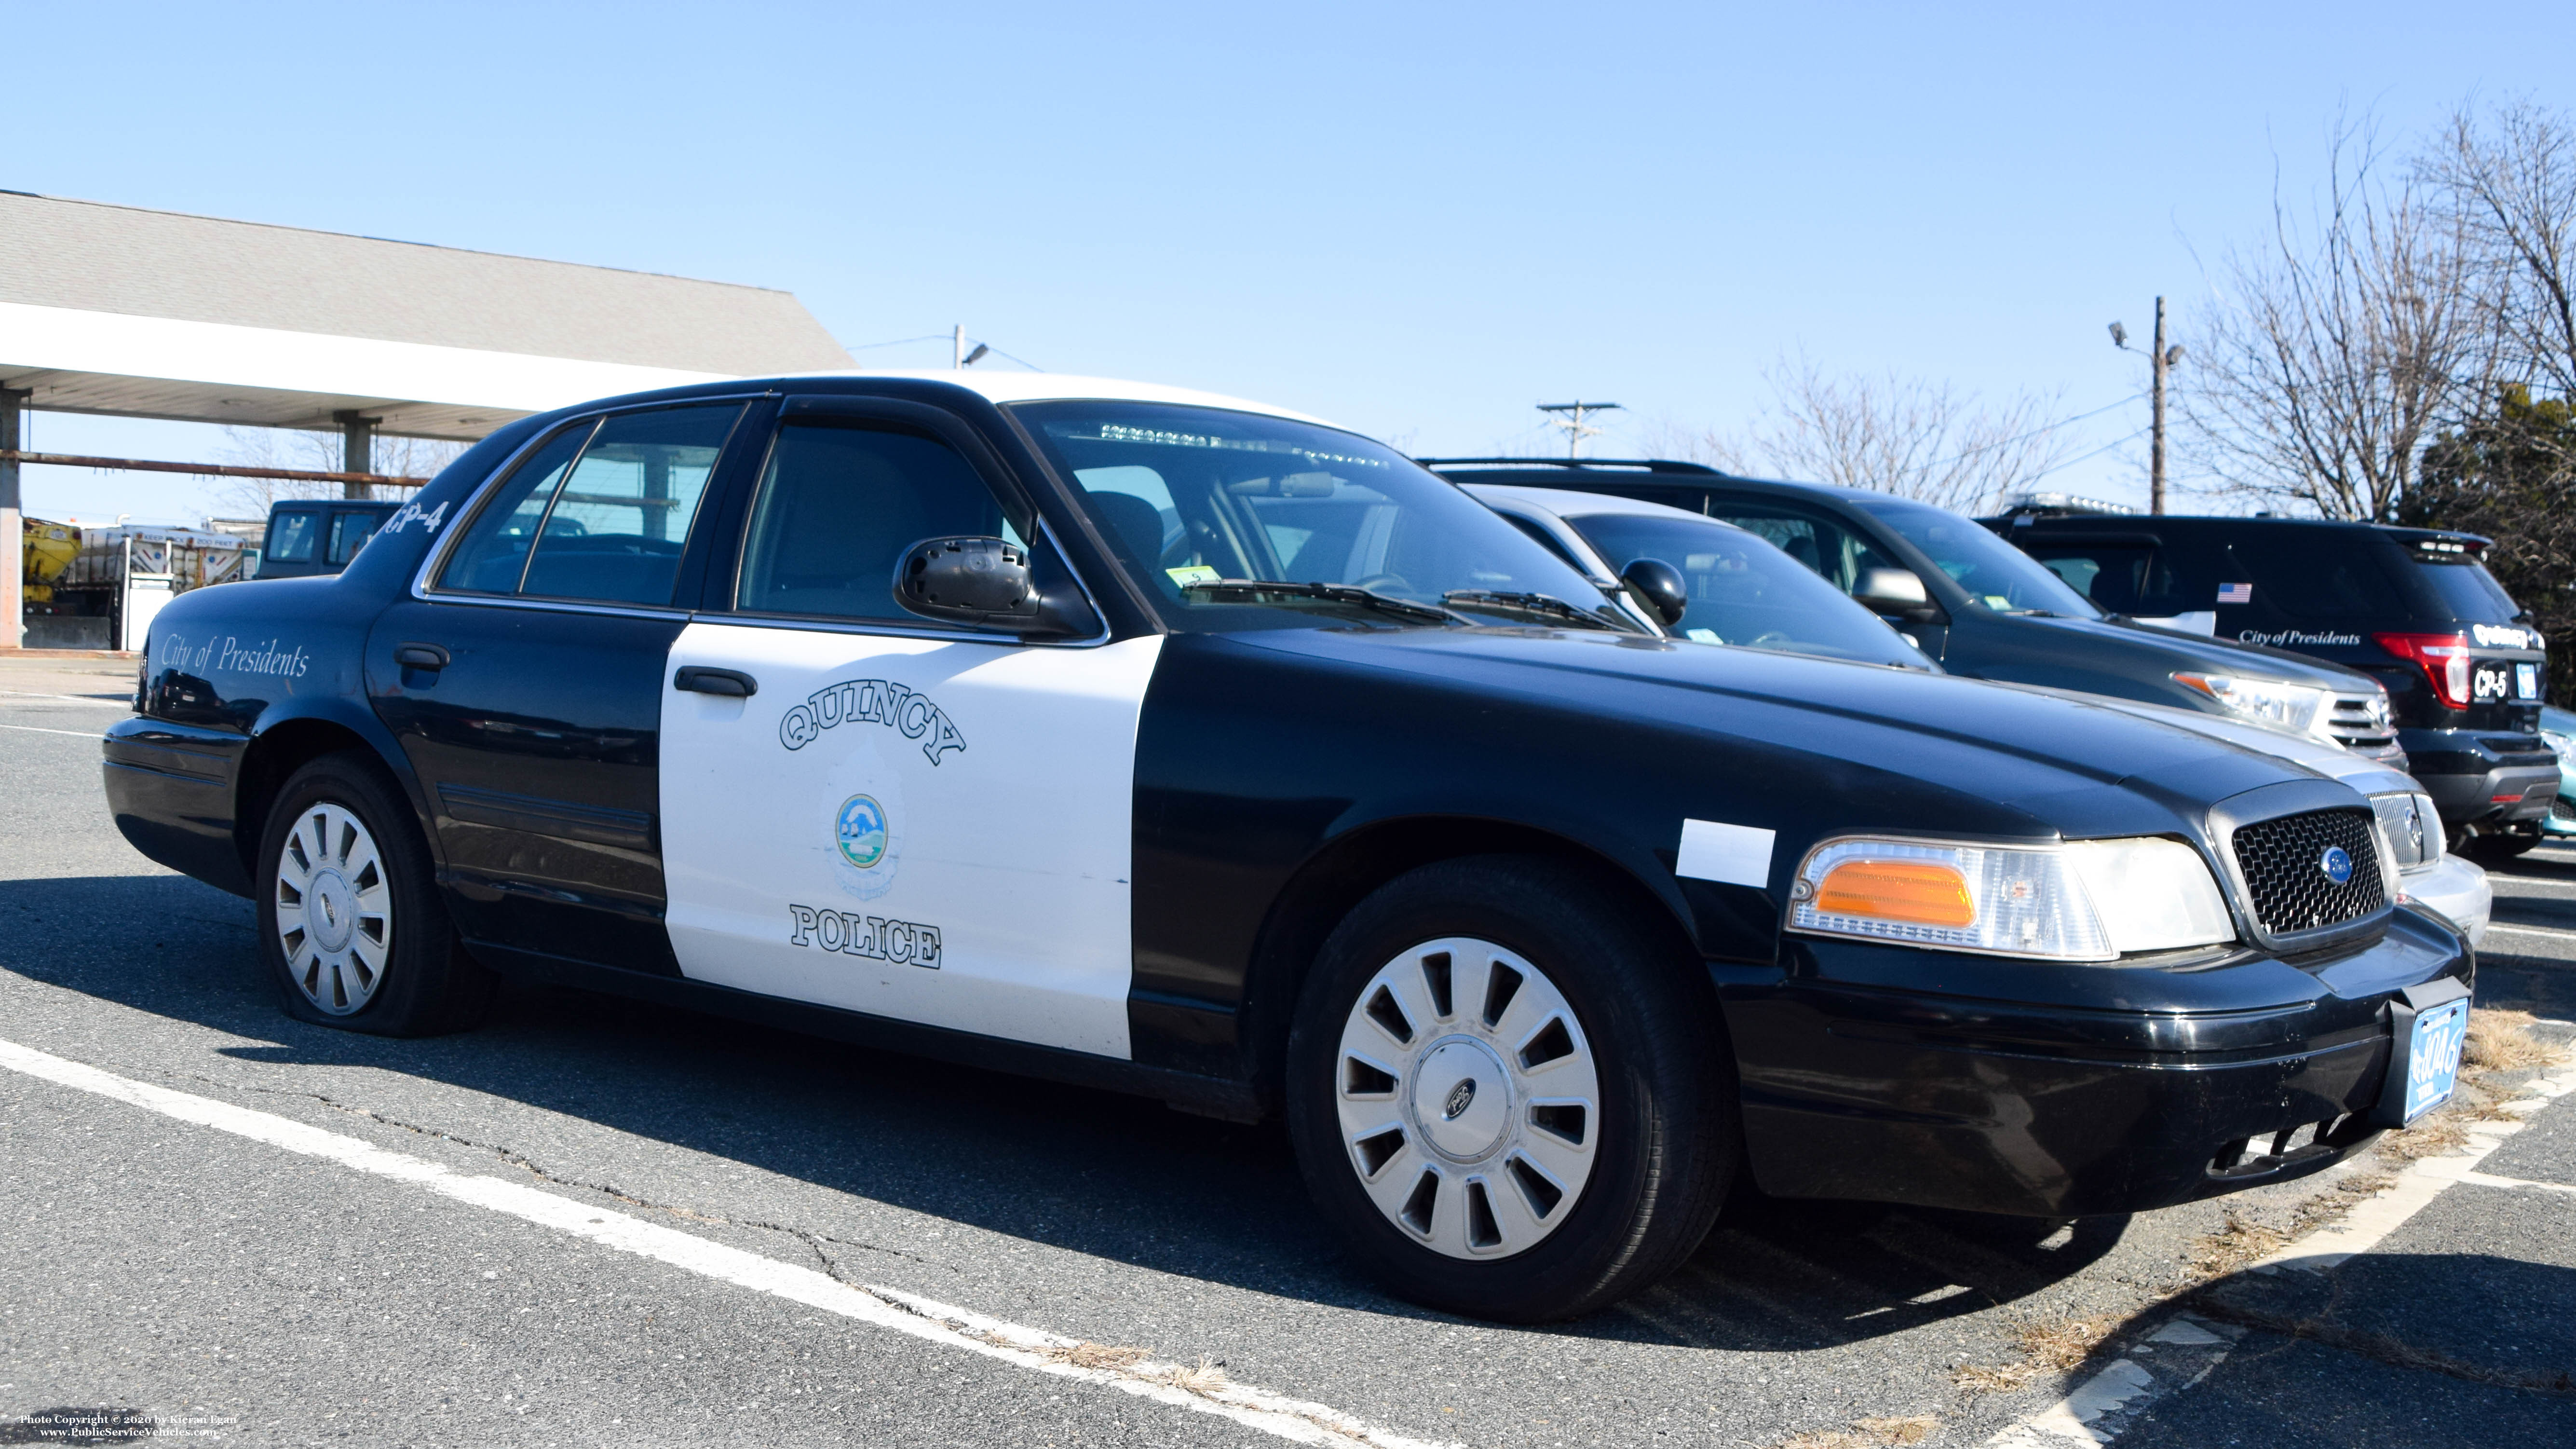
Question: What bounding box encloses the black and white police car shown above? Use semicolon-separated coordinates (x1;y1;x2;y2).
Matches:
106;372;2473;1322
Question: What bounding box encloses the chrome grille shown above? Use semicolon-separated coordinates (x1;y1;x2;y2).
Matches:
2229;807;2386;937
2323;692;2396;750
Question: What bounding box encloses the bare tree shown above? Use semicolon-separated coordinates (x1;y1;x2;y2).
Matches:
1712;355;2076;512
208;427;466;518
2426;98;2576;441
2183;117;2479;520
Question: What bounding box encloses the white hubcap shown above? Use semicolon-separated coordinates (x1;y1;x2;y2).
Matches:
274;803;392;1015
1334;937;1601;1259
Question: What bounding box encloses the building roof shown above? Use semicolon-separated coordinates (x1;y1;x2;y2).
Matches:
0;191;853;439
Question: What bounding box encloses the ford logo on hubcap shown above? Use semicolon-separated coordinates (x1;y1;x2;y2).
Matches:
2318;845;2353;885
1441;1078;1478;1120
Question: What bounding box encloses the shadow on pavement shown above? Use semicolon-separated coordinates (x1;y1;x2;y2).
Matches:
2473;851;2576;1018
2106;1257;2576;1446
2;872;2118;1345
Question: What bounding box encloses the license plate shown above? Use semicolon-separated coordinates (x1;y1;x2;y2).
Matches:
2472;661;2521;705
2518;662;2542;702
2403;998;2469;1122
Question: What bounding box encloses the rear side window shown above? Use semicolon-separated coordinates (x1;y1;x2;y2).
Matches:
733;421;1022;623
2410;555;2522;624
438;404;743;605
267;510;320;564
327;510;384;565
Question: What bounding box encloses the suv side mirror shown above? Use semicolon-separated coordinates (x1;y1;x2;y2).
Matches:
1854;567;1939;621
895;535;1095;638
1620;557;1689;627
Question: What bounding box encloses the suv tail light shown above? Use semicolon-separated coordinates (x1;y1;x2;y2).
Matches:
2374;631;2473;709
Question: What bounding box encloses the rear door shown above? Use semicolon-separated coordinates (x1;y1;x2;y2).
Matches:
658;396;1157;1059
369;399;752;973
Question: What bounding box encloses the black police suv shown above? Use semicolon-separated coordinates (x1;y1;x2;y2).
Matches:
256;498;401;579
1425;460;2405;770
1986;509;2556;858
104;375;2470;1322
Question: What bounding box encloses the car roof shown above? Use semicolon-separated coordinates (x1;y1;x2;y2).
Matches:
1424;460;1895;506
1990;511;2489;548
1461;482;1755;530
764;370;1335;427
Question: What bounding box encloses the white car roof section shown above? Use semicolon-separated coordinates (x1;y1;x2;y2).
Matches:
1462;482;1758;526
774;370;1338;428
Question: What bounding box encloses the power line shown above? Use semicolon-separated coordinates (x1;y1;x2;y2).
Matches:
839;333;953;352
2016;426;2153;486
1923;392;2147;473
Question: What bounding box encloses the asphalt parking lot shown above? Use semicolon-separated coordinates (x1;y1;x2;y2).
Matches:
4;656;2573;1449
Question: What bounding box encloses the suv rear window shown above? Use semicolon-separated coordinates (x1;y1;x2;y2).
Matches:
2224;534;2523;628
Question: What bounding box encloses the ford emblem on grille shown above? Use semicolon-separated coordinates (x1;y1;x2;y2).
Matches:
2318;845;2354;885
1442;1078;1478;1120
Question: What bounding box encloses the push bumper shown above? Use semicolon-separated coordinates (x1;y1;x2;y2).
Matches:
2404;727;2559;829
1722;909;2471;1217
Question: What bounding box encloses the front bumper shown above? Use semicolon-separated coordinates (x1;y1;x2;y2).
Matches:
2403;727;2559;828
1722;909;2471;1217
2400;855;2492;948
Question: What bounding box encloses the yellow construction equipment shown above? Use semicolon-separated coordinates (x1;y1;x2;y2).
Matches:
21;516;79;605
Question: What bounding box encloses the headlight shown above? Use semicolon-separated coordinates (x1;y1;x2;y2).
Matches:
2545;730;2575;765
2369;791;2443;873
1789;835;2234;960
2172;672;2331;738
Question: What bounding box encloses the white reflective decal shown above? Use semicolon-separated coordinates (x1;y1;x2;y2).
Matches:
1676;818;1775;889
660;624;1163;1059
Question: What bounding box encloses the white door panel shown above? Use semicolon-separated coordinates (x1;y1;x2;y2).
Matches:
661;621;1162;1058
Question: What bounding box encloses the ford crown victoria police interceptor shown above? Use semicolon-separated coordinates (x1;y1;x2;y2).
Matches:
103;373;2473;1322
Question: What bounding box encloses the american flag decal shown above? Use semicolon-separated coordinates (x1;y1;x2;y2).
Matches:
2216;582;2253;605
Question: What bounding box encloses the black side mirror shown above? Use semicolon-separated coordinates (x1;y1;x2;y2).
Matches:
894;535;1095;638
1854;566;1940;621
1620;557;1688;628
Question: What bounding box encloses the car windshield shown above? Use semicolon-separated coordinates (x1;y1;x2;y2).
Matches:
1561;511;1929;667
1859;497;2099;616
1012;401;1633;631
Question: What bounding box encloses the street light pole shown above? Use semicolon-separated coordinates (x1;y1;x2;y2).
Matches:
2109;299;2184;516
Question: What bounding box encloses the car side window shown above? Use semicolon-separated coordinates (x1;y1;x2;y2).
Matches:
1708;506;1900;595
267;510;320;564
327;510;383;565
2023;542;2188;614
733;419;1024;623
438;404;743;605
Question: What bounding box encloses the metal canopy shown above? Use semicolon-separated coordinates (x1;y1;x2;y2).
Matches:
0;191;854;440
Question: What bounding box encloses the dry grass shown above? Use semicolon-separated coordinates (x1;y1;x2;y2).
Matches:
2465;1008;2569;1072
1158;1355;1229;1394
2376;1112;2472;1163
1952;1312;2121;1394
2182;1207;2294;1281
1778;1415;1940;1449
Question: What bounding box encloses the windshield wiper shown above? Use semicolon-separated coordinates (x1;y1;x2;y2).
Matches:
1440;589;1632;631
1181;579;1461;626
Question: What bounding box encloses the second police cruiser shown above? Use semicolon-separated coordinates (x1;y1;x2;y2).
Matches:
105;372;2474;1322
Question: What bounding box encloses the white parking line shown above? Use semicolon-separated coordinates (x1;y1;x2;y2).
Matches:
0;1036;1450;1449
2482;923;2576;945
0;722;105;739
2458;1169;2576;1198
0;689;132;706
2259;1057;2576;1272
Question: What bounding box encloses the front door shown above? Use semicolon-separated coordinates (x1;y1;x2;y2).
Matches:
657;399;1157;1059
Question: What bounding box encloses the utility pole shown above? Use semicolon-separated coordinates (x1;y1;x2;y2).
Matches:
2109;300;2184;515
1536;401;1622;461
953;324;964;370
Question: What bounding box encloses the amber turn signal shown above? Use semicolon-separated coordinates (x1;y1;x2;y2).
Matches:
1813;859;1976;927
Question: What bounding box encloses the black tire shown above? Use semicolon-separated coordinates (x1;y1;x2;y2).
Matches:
2462;828;2542;864
255;752;494;1036
1285;855;1735;1322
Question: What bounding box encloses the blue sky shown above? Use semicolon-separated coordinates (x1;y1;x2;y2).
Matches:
8;2;2567;522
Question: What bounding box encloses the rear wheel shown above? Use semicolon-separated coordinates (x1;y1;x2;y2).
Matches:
257;752;494;1036
2462;825;2542;864
1286;856;1734;1322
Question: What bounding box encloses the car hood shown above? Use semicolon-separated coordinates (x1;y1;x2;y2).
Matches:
1991;683;2415;796
1230;625;2336;839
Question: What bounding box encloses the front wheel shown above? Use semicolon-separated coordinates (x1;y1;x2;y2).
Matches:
257;752;494;1036
1286;856;1735;1322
